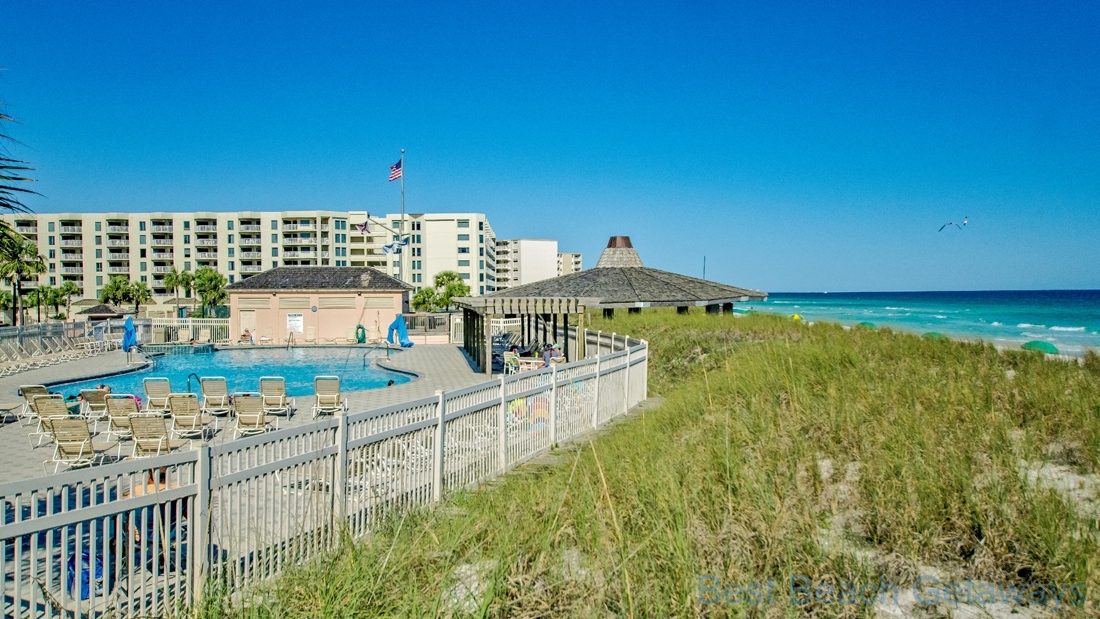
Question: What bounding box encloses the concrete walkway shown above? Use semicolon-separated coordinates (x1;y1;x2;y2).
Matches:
0;345;486;485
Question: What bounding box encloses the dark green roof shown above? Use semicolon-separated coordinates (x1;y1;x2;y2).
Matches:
227;267;410;292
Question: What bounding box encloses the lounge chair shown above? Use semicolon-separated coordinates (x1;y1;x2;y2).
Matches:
257;327;274;345
197;329;211;344
104;395;139;440
259;376;295;416
79;389;110;432
42;418;118;474
169;393;216;439
29;395;74;448
130;414;192;458
143;377;172;414
19;384;49;422
233;393;278;439
200;376;233;417
311;376;347;418
344;328;359;344
304;326;317;344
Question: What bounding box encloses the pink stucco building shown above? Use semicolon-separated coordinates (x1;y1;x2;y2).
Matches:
227;267;411;345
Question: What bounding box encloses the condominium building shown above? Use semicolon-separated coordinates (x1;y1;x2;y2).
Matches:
493;238;560;291
557;252;583;276
1;210;498;305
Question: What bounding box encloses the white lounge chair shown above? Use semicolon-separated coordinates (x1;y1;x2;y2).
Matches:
259;376;295;416
311;376;347;418
233;393;278;439
200;376;233;417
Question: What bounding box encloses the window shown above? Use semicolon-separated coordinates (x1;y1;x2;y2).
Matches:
227;221;234;230
413;248;421;257
228;234;234;243
412;273;421;283
48;249;55;259
47;235;55;245
479;234;483;243
391;220;401;229
95;249;102;258
229;275;235;283
183;234;190;244
479;260;484;269
140;275;147;283
457;260;470;267
229;261;235;271
47;222;55;232
139;235;146;244
184;248;191;258
96;276;102;286
95;235;102;245
393;260;400;267
228;248;234;257
480;286;484;294
140;248;146;258
412;221;421;231
140;262;146;272
48;263;55;272
457;220;470;228
139;221;146;231
272;261;278;268
183;221;190;231
94;221;101;231
479;273;484;282
479;247;484;256
271;248;278;257
184;261;191;271
458;247;470;254
49;276;55;285
457;234;469;241
95;262;102;272
459;272;470;279
414;234;421;243
478;222;483;230
271;234;278;243
271;220;278;230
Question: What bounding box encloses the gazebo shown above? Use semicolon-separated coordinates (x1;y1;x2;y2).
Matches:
454;235;767;374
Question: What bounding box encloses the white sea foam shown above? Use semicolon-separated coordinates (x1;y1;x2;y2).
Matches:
1017;323;1045;329
991;322;1002;326
1049;326;1086;332
934;315;946;319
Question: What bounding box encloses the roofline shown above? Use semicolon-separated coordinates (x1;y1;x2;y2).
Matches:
596;295;767;308
228;287;410;294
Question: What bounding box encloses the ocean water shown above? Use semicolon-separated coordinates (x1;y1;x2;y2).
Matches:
750;290;1100;356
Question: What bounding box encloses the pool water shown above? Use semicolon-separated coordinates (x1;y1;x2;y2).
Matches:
54;347;412;399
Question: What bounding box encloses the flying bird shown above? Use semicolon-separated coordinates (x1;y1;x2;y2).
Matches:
938;217;969;232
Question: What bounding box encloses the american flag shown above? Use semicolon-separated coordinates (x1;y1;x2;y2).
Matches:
388;159;402;181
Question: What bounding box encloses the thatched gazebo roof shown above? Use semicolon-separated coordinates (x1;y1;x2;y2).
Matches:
479;236;766;309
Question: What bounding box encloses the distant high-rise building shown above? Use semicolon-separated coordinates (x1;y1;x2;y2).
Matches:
493;239;559;290
557;252;582;276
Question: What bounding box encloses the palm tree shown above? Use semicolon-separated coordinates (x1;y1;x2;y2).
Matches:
130;281;153;315
1;106;39;213
99;276;131;306
58;280;79;319
0;238;46;326
193;267;227;318
163;266;191;318
33;284;54;323
411;287;439;312
0;290;12;324
432;270;470;311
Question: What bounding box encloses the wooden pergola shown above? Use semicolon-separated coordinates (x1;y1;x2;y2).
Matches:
453;296;600;376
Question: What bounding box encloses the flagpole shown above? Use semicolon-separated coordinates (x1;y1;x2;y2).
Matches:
399;149;406;287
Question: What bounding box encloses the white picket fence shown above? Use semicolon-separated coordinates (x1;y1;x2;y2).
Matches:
0;331;648;617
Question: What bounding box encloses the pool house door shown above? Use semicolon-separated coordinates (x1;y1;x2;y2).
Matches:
239;309;256;338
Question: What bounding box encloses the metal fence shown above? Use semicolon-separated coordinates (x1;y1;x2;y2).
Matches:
0;330;647;617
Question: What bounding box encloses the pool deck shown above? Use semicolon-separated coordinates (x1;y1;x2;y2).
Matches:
0;345;486;485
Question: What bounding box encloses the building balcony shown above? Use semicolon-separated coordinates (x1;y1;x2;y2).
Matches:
152;265;173;273
107;225;129;233
196;224;218;232
320;224;330;231
196;251;217;259
282;223;298;231
321;251;330;258
107;252;130;260
238;251;262;259
107;266;129;274
60;267;83;274
282;250;317;258
240;264;263;273
60;240;82;247
239;224;261;232
60;226;82;233
14;225;37;234
151;251;174;260
281;237;314;246
151;225;173;233
195;239;218;246
151;238;173;246
107;239;129;247
60;253;83;261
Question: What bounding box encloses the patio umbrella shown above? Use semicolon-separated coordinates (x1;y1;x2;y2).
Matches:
122;316;138;353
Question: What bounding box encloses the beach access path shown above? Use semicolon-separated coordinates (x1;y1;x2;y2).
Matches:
0;345;486;484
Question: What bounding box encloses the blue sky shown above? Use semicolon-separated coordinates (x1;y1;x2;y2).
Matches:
2;1;1098;292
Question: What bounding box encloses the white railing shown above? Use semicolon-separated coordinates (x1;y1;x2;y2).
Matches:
0;331;647;616
148;318;230;344
238;225;261;232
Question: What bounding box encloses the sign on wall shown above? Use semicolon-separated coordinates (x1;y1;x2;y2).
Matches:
287;313;304;334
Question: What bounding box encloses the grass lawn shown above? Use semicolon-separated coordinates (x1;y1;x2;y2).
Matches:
203;311;1100;617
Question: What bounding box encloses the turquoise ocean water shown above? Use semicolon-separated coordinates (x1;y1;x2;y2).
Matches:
750;290;1100;356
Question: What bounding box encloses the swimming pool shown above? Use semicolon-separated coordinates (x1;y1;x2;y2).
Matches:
52;347;412;399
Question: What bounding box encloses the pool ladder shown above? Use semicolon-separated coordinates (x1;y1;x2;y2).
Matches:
186;372;201;394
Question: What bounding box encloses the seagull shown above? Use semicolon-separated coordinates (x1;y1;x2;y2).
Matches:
938;217;969;232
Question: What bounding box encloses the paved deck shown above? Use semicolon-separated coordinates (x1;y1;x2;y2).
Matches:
0;345;486;485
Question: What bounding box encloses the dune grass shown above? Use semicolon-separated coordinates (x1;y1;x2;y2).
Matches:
203;311;1100;617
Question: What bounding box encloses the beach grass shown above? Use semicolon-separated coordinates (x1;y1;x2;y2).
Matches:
203;310;1099;617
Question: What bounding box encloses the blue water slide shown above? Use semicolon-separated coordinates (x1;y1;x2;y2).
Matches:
386;314;415;348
